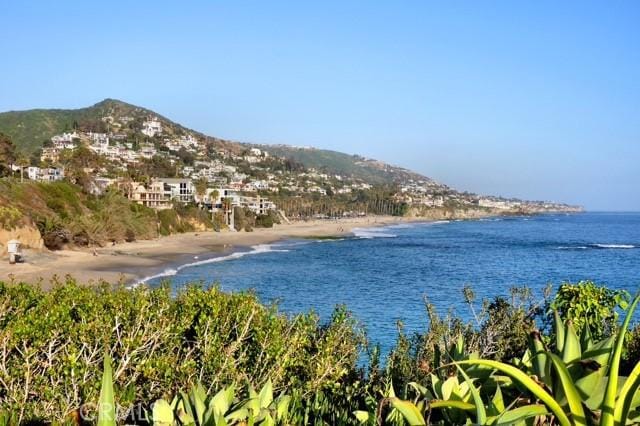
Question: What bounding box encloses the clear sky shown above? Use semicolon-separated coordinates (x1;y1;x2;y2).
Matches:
1;1;638;211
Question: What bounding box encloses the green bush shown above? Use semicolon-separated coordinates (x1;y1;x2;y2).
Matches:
0;206;22;230
551;280;630;340
0;278;364;423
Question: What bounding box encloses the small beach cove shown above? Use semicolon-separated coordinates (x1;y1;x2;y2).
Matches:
0;215;423;288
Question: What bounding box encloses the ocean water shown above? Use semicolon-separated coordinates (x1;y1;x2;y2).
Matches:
147;212;640;354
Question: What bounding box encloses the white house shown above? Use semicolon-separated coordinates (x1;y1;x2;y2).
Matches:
141;118;163;137
156;178;194;203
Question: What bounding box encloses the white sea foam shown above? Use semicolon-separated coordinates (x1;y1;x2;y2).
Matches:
134;244;289;285
386;223;414;229
556;243;636;250
316;237;346;242
351;227;397;239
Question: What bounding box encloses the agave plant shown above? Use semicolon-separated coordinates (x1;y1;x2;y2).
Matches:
457;293;640;426
386;293;640;426
148;380;291;426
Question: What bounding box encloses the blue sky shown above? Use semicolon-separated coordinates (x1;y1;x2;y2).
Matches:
1;1;638;210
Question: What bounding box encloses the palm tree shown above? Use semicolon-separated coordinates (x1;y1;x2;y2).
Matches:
17;154;30;183
0;132;16;177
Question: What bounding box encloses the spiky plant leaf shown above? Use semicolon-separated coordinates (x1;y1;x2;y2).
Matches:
97;354;116;426
547;353;587;426
613;347;640;424
555;310;566;353
455;360;571;426
456;365;487;424
490;404;549;425
151;399;175;426
601;294;640;426
389;398;426;426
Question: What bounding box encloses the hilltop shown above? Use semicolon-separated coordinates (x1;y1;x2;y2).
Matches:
0;98;581;218
0;99;421;185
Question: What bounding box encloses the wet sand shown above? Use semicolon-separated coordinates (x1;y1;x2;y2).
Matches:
0;216;418;289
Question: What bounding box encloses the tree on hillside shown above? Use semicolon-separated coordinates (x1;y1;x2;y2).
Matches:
58;146;102;192
0;132;17;177
194;177;208;204
16;153;30;183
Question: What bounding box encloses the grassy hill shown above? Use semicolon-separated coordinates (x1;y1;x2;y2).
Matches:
0;99;183;153
256;144;433;185
0;99;434;185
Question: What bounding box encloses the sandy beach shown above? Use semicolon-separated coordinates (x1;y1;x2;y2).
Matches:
0;216;419;289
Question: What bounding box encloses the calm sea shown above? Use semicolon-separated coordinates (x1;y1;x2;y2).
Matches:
148;212;640;354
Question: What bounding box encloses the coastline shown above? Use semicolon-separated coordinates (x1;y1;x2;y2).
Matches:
0;215;422;289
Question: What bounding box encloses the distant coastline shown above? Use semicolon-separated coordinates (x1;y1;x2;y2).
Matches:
0;208;582;289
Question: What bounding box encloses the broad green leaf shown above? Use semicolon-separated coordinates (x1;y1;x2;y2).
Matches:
214;413;228;426
530;332;551;387
547;353;587;426
261;412;275;426
455;360;571;426
97;354;116;426
429;399;475;411
488;385;505;416
562;321;582;365
577;336;614;409
491;404;549;425
601;294;640;426
581;321;594;350
226;407;249;422
176;398;196;425
389;397;426;426
276;395;291;421
210;385;234;417
614;357;640;425
151;399;175;426
555;310;565;353
258;380;273;409
456;365;487;424
354;410;370;423
190;384;207;425
408;381;429;398
441;376;459;401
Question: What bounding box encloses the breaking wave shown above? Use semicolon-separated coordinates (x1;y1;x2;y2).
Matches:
556;243;636;250
134;244;289;285
352;227;397;239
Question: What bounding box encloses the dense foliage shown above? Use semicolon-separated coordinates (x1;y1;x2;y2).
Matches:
0;279;638;424
0;278;364;423
0;180;213;248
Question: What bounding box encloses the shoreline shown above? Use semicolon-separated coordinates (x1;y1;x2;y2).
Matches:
0;216;423;289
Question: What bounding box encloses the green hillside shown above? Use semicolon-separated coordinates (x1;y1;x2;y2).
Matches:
0;99;434;185
256;144;432;185
0;99;175;153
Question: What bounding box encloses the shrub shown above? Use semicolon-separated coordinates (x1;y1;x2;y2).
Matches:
0;206;22;230
0;278;365;423
551;280;630;341
255;213;274;228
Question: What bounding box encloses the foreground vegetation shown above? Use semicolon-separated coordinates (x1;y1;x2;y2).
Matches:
0;279;639;424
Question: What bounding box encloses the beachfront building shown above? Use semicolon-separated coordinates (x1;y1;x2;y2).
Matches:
130;180;172;209
240;195;276;215
156;178;195;203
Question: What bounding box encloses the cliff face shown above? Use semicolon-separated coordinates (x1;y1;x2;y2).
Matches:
0;226;44;256
406;205;583;220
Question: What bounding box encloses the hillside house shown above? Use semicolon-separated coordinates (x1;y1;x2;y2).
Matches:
141;118;163;137
156;178;195;203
